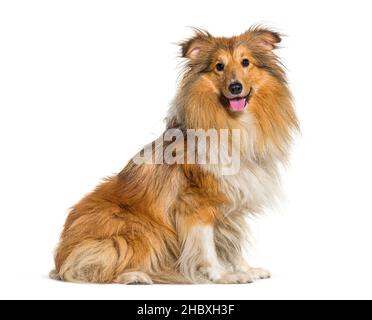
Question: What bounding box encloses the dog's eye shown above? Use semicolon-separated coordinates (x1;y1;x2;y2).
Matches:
216;63;225;72
242;59;250;67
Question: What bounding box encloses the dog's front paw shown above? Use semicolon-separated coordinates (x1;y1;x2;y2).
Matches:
198;265;253;284
197;265;225;282
249;267;271;280
235;261;271;281
215;272;254;284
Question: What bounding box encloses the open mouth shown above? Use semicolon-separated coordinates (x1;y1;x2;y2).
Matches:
226;88;253;112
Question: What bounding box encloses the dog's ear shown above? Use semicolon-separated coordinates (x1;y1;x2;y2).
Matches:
242;27;282;52
180;29;212;59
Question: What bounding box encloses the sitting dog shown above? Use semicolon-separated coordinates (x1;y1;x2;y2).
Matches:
50;27;298;284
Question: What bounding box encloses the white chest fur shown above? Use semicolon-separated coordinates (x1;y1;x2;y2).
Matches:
218;160;280;215
202;113;282;216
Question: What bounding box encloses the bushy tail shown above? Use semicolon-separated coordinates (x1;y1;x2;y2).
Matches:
49;269;61;281
50;237;192;284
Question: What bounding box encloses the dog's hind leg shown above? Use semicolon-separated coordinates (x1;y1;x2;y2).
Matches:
55;237;133;283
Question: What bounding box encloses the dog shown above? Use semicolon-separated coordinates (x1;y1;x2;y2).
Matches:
50;26;298;284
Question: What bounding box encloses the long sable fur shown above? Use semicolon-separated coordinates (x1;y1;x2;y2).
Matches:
51;27;298;284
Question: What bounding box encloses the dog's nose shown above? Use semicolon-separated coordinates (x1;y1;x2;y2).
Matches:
229;82;243;95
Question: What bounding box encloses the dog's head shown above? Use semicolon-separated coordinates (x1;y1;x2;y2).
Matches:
175;27;298;156
180;27;285;113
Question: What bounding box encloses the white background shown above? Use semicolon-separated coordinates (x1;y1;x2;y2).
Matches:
1;0;371;300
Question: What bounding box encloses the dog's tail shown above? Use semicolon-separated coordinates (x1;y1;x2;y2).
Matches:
49;269;61;281
49;268;191;284
49;237;193;284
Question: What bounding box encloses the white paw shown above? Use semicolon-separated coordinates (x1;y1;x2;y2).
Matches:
249;267;271;280
115;272;153;285
197;265;225;282
216;272;254;284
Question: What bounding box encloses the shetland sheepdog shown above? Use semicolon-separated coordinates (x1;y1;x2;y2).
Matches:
50;27;298;284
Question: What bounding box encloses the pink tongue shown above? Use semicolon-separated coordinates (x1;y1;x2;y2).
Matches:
229;98;246;111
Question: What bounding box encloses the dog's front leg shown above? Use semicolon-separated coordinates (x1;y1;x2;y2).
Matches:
176;208;254;284
177;210;225;283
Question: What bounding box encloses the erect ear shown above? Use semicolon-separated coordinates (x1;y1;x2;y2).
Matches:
180;29;212;60
243;27;282;52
